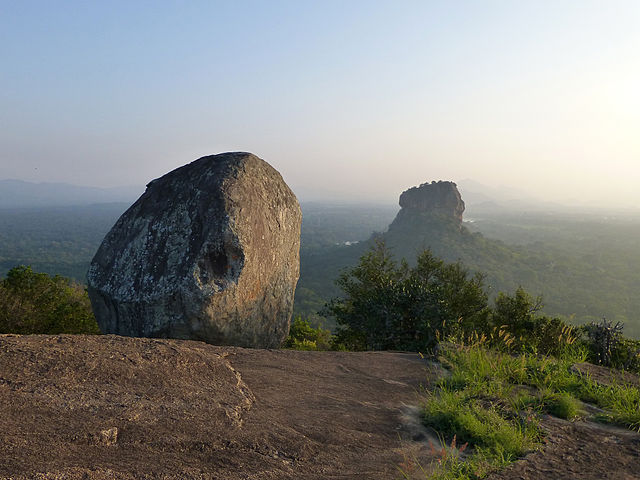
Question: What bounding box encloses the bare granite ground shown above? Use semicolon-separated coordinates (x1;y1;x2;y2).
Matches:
1;334;639;479
0;334;439;479
488;416;640;480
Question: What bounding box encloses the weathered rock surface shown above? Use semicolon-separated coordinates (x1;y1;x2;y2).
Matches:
398;180;465;223
0;334;438;479
385;181;466;243
87;152;301;348
2;335;639;479
489;416;640;480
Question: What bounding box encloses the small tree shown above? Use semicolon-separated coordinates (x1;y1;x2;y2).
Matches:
283;317;333;350
491;287;575;355
0;265;100;334
492;287;542;339
323;241;489;352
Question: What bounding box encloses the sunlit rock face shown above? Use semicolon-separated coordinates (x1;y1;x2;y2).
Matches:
398;180;465;222
87;152;301;348
386;180;465;233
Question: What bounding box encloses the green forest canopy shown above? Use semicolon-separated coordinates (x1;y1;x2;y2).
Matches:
1;203;639;338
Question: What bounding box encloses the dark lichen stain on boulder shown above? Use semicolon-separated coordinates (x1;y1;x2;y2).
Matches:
87;152;302;348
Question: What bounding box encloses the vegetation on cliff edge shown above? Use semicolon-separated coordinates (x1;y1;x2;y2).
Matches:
0;266;99;334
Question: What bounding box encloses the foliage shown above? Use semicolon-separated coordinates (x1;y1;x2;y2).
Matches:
579;317;640;372
420;344;640;479
582;318;624;366
323;242;578;356
543;392;581;420
283;316;333;350
0;204;127;282
0;265;100;334
611;336;640;373
295;205;640;339
323;240;489;352
489;287;577;356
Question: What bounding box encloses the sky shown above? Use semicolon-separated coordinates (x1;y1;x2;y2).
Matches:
1;1;639;207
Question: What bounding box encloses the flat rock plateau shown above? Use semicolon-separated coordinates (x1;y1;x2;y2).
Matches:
0;334;438;479
1;334;639;479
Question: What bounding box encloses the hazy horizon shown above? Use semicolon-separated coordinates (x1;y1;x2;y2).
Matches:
4;175;640;215
2;1;638;208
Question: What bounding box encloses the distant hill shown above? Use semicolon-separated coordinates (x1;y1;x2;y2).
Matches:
456;179;640;217
296;181;640;338
456;178;564;214
0;179;144;208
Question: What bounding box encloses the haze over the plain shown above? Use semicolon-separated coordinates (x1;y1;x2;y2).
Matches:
1;1;638;208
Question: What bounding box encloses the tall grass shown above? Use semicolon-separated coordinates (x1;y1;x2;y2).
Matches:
417;344;640;479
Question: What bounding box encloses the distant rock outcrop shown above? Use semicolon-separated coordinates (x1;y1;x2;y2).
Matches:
398;180;465;222
387;180;465;234
87;152;302;348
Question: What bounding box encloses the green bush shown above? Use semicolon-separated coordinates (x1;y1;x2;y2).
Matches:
579;318;640;372
323;241;489;352
613;337;640;372
283;316;333;350
490;287;577;355
323;241;578;355
0;265;100;334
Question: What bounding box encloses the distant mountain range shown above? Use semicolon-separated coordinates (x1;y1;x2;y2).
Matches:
0;180;144;208
2;177;635;216
457;179;640;216
455;179;563;214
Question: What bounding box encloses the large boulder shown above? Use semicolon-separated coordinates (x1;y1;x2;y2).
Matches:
87;152;301;348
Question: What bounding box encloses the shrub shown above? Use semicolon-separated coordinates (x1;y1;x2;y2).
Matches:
490;287;576;355
323;241;489;352
578;318;640;373
283;316;333;350
614;337;640;372
324;242;577;355
0;265;100;334
582;318;623;366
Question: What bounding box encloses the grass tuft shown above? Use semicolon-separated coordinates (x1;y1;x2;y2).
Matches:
544;392;581;420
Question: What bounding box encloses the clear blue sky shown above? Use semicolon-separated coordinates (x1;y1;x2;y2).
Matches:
1;1;638;206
